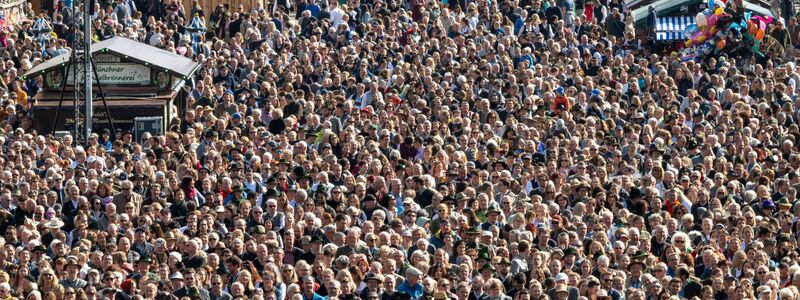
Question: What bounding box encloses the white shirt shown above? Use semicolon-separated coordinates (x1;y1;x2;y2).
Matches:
330;7;346;27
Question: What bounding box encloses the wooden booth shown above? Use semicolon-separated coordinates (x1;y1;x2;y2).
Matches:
24;37;199;135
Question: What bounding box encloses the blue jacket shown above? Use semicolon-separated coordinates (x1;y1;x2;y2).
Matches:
396;281;424;299
302;292;326;300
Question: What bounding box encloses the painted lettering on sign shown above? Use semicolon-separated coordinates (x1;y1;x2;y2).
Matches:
67;64;151;85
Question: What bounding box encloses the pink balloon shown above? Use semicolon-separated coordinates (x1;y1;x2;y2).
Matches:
759;20;766;31
692;31;703;41
707;14;718;26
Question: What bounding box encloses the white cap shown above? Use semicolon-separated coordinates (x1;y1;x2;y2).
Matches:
555;273;568;282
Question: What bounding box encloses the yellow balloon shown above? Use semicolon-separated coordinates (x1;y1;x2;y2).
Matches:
710;27;718;34
697;34;707;42
715;7;723;15
686;40;694;47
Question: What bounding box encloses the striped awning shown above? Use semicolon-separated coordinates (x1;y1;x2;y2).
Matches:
656;16;695;40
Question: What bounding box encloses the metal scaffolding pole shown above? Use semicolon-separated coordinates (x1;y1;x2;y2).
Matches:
84;4;92;142
69;0;86;145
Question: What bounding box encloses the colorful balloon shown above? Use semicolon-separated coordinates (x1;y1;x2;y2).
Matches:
748;21;758;35
716;39;726;50
683;24;699;37
696;13;708;27
708;14;719;26
755;29;764;41
715;7;724;15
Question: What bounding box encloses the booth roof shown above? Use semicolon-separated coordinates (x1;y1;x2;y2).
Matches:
23;37;200;79
631;0;774;24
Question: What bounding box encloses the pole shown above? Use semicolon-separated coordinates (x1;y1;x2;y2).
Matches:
52;60;71;134
84;0;93;144
71;0;80;141
91;58;116;135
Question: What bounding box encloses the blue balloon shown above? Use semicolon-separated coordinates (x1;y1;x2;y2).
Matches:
683;24;699;38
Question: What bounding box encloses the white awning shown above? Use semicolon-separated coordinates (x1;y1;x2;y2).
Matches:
656;16;695;40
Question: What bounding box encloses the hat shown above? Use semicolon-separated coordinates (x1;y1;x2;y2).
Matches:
555;273;568;282
486;208;501;216
627;261;646;271
65;256;81;268
32;245;46;253
45;218;64;229
763;200;776;209
310;235;325;244
758;286;772;294
555;284;569;294
232;112;242;119
164;232;176;240
551;215;563;224
491;160;508;169
433;291;449;300
251;225;267;235
188;286;201;298
170;272;184;280
564;247;579;257
480;262;495;272
364;272;383;283
616;228;629;239
137;255;152;264
778;198;792;209
405;266;423;277
597;289;612;300
497;257;511;265
629;188;644;199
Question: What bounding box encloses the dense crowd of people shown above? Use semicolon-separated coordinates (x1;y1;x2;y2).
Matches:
0;0;798;299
